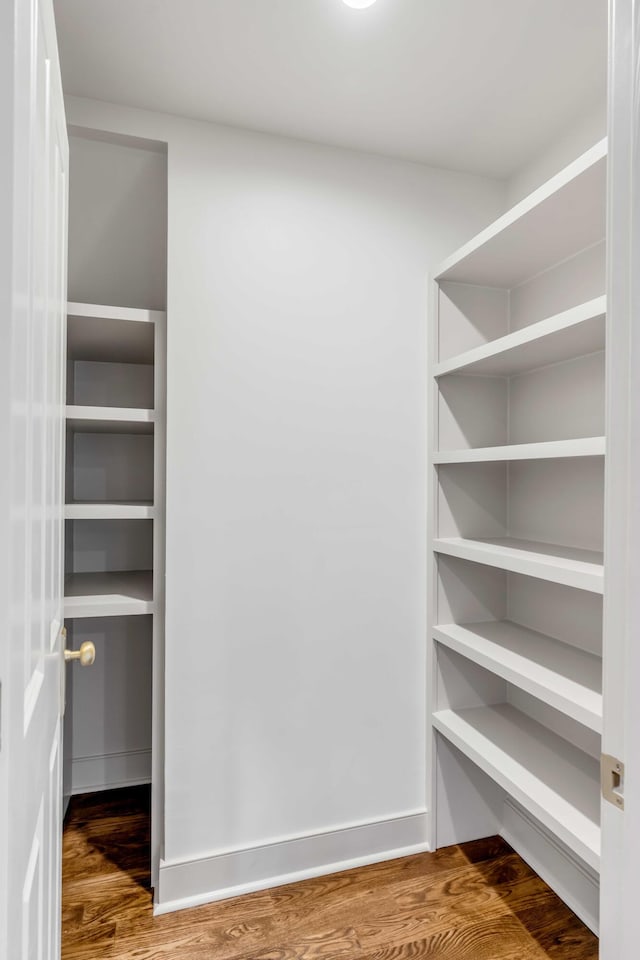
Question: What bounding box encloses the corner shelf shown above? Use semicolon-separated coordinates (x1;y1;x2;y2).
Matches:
433;437;604;464
433;140;606;287
433;704;600;871
434;297;606;379
64;570;154;618
433;622;602;732
66;405;154;435
433;537;603;593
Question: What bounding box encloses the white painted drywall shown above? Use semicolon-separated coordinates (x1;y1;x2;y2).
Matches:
65;96;505;899
506;103;607;206
68;133;167;309
163;128;504;864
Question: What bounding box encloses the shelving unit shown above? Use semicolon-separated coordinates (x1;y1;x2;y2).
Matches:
64;299;165;793
62;128;168;892
428;139;607;933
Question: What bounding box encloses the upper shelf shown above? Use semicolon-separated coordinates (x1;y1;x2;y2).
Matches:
433;297;606;379
67;302;164;365
66;405;155;435
433;436;605;464
433;140;607;288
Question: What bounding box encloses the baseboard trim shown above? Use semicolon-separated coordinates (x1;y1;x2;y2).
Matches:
501;799;599;935
155;809;430;914
71;748;152;795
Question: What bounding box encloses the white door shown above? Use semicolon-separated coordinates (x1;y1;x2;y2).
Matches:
600;1;640;957
0;0;68;958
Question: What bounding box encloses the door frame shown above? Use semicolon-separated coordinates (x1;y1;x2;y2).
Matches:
0;2;15;955
601;0;640;955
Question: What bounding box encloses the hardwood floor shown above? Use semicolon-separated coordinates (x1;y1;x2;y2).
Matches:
62;787;598;960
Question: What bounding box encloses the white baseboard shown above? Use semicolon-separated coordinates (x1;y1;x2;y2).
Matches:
71;748;152;795
155;809;430;914
501;799;599;935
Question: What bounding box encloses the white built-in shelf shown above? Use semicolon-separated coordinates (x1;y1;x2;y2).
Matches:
434;297;606;379
67;302;163;365
434;437;605;464
433;141;607;288
66;405;154;435
64;570;154;618
433;622;602;732
432;704;600;871
65;502;154;520
433;537;604;594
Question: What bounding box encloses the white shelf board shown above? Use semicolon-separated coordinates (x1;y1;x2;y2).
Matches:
433;537;603;594
434;297;606;378
64;570;154;618
432;704;600;871
66;405;155;435
433;621;602;732
433;436;605;464
65;502;155;520
434;141;607;287
67;302;164;324
67;302;163;364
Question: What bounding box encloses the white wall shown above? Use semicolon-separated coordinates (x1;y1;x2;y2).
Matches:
506;103;606;205
68;132;167;309
65;96;505;906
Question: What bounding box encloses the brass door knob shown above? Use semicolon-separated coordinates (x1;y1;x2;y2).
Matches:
64;641;96;667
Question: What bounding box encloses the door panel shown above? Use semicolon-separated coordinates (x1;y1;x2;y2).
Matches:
601;1;640;958
0;1;68;959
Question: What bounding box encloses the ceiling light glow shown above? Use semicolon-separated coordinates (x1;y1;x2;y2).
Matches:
342;0;377;8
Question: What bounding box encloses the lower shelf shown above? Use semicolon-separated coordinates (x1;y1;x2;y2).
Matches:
64;571;154;618
433;704;600;871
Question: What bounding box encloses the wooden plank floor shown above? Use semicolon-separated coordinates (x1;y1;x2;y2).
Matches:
62;787;599;960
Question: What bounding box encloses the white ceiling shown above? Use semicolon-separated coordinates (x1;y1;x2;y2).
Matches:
53;0;607;179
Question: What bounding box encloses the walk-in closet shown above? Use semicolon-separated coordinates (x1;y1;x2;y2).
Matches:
7;2;640;958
